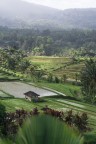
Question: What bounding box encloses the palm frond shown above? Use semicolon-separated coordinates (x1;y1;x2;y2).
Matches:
16;115;84;144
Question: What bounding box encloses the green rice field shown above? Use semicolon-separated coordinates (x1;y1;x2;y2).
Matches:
27;56;85;79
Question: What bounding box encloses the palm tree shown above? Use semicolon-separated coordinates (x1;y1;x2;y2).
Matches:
16;115;83;144
81;59;96;104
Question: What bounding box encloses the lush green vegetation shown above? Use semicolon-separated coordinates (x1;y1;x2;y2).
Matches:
0;78;95;144
0;91;13;98
37;81;81;97
16;116;83;144
0;111;84;144
81;59;96;104
0;99;36;112
0;48;82;81
0;95;96;143
27;56;84;79
0;27;96;56
28;56;70;71
0;27;96;144
0;94;96;130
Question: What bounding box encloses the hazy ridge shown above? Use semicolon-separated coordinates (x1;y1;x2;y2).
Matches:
0;0;96;29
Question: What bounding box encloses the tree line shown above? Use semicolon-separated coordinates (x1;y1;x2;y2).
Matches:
0;27;96;56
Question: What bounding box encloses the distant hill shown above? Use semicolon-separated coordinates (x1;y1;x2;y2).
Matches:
59;9;96;29
0;0;96;29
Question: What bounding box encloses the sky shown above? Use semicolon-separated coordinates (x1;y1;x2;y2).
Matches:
22;0;96;10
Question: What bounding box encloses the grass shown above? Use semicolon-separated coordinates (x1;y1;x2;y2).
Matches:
28;56;70;71
0;72;18;81
0;78;95;133
0;91;9;98
54;62;85;79
0;82;96;131
0;96;96;143
0;98;61;112
0;56;85;80
37;81;81;97
1;96;96;130
0;98;37;112
0;67;27;81
0;56;96;143
27;56;85;79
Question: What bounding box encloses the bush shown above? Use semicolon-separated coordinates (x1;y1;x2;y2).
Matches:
54;76;60;83
0;103;6;135
47;73;53;82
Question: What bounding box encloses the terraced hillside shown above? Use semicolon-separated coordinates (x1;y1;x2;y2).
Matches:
0;80;96;144
28;56;85;79
0;82;57;98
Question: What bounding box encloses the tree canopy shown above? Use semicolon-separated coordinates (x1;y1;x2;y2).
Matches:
0;27;96;56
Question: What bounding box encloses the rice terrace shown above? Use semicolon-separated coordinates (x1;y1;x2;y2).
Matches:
0;81;57;98
0;0;96;143
0;56;96;143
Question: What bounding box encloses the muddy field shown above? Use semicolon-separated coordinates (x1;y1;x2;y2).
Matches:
0;82;57;98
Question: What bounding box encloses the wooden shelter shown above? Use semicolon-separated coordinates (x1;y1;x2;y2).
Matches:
24;91;40;101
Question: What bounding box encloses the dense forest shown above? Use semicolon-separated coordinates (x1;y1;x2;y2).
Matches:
0;27;96;56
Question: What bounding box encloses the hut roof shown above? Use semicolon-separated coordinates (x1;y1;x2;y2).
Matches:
24;91;40;98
